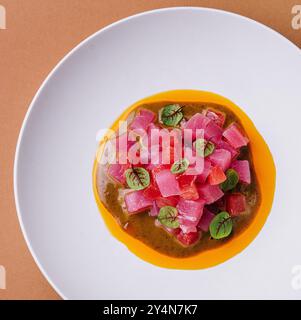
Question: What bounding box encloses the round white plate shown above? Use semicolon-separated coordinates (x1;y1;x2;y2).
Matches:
15;7;301;299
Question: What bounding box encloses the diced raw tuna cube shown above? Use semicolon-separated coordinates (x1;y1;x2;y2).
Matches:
156;196;179;208
208;166;227;185
154;169;181;197
177;174;196;187
208;149;231;171
203;109;226;127
231;160;251;184
216;140;239;159
129;115;150;131
143;182;161;200
149;201;159;217
129;109;155;131
177;174;199;200
198;208;215;232
125;190;153;214
179;224;197;234
179;183;199;200
185;113;211;139
197;184;224;204
226;193;247;216
195;159;211;184
107;163;130;184
178;215;199;227
204;121;223;143
177;231;200;246
139;109;156;122
177;198;205;224
223;124;249;149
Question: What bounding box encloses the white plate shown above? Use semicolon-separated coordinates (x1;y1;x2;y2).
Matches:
14;7;301;299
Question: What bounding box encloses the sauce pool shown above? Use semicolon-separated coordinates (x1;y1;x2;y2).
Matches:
93;90;275;269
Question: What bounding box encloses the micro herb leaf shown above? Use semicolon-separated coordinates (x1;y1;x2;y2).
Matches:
125;167;150;190
158;206;180;229
194;138;215;157
159;104;184;127
220;168;239;192
209;211;233;239
171;158;190;174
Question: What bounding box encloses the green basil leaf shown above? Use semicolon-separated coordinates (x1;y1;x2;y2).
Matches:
209;211;232;239
125;167;150;190
194;138;215;157
159;104;184;127
158;206;180;229
171;158;189;174
220;168;239;191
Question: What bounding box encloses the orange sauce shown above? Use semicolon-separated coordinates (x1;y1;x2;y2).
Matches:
92;90;276;269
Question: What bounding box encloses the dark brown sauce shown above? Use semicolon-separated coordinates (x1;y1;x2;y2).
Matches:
96;102;261;258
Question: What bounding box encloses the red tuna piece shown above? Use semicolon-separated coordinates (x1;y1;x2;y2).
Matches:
156;196;179;208
125;190;153;214
177;231;200;246
231;160;251;184
226;193;247;216
177;174;199;200
208;166;227;185
197;184;224;204
223;123;249;149
107;163;130;184
143;182;161;200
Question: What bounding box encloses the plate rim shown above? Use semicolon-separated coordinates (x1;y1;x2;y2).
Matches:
13;6;301;300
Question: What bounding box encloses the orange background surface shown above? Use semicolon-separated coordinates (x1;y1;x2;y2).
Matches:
0;0;300;300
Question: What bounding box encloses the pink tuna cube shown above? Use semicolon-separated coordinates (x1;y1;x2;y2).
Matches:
177;198;205;225
231;160;251;184
197;184;224;204
204;121;223;143
139;109;156;122
198;208;215;232
125;190;153;214
208;149;231;171
223;124;249;149
107;163;130;184
154;169;181;197
203;109;226;127
149;201;159;217
129;108;156;131
216;140;239;159
185;113;211;139
179;224;198;234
